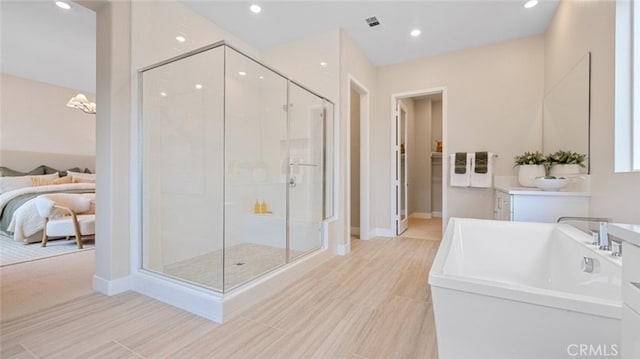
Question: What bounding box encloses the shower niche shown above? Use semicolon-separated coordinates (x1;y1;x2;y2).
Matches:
140;42;334;296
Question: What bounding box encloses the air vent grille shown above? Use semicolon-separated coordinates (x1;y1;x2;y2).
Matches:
365;16;380;27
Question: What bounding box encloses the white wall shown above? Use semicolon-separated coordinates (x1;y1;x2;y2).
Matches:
0;73;96;156
544;0;640;223
374;35;545;229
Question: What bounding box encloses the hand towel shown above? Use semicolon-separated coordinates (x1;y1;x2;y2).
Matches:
450;153;471;187
454;152;467;174
470;152;494;188
474;151;488;173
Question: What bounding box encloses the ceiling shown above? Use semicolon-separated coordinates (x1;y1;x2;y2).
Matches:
0;0;560;93
180;0;560;66
0;0;96;93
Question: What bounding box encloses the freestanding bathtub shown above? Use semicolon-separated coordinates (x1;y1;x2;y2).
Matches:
429;218;622;359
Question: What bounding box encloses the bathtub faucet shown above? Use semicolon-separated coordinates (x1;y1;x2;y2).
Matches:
557;216;612;250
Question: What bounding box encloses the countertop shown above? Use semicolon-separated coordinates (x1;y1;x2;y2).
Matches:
609;223;640;247
494;185;591;197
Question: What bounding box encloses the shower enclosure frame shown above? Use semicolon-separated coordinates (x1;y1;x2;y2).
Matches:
137;40;335;295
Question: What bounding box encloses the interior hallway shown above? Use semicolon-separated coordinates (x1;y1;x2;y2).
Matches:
1;233;441;358
401;217;443;240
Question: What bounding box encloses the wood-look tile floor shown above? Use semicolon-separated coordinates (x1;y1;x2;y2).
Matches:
1;222;442;359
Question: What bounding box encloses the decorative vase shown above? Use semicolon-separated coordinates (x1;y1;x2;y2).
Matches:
518;164;546;187
549;164;581;176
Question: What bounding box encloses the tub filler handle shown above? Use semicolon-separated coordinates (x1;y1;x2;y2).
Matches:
557;217;612;251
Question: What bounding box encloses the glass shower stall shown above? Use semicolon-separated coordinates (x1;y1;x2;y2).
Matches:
139;42;334;292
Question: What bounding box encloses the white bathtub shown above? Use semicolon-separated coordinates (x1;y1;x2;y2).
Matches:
429;218;622;359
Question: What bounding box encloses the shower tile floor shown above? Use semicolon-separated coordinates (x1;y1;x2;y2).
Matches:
163;243;302;290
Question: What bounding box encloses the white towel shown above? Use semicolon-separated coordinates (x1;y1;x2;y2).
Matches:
470;152;494;188
449;153;471;187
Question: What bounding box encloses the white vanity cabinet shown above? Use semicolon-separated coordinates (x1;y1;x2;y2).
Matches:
493;187;589;223
609;224;640;359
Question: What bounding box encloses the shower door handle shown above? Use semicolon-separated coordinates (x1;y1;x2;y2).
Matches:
289;176;297;188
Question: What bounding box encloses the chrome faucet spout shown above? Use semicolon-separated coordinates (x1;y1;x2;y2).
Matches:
557;216;612;251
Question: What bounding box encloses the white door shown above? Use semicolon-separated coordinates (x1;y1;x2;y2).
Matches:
396;101;409;235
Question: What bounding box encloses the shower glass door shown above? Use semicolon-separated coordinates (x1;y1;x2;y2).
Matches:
287;83;326;260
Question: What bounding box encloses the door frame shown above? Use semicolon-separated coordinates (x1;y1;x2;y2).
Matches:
395;100;409;235
344;75;371;255
390;87;448;234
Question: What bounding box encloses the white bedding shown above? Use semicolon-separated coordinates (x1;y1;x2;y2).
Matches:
0;183;95;243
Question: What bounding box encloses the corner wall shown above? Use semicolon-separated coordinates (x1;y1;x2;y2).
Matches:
544;0;640;223
340;30;377;243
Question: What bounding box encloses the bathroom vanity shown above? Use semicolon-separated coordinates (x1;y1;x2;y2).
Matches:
609;224;640;358
493;176;590;223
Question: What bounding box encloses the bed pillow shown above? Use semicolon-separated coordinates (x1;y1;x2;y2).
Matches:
0;173;59;194
32;175;73;186
0;166;46;177
43;166;82;177
67;170;96;183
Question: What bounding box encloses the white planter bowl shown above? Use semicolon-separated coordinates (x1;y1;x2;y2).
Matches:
534;177;568;191
549;164;582;176
518;165;546;187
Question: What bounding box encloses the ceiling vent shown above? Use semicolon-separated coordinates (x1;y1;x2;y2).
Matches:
365;16;380;27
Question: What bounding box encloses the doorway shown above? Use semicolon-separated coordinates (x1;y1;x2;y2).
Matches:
391;88;446;236
347;76;370;251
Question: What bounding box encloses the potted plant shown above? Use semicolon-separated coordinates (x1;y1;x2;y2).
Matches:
548;150;586;176
514;151;547;187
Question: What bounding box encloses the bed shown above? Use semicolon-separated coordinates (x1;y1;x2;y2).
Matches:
0;157;96;244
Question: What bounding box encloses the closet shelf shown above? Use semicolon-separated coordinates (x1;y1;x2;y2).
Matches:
431;152;442;158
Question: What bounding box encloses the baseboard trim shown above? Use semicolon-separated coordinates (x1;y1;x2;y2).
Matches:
132;271;222;322
432;211;442;218
410;212;432;219
93;275;132;296
337;243;351;255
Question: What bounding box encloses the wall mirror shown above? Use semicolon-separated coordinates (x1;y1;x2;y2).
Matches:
542;52;591;173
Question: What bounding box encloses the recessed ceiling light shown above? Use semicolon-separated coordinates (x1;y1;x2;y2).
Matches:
259;76;264;80
195;84;203;89
320;62;328;68
250;4;261;13
410;29;421;37
524;0;538;8
176;35;186;43
160;92;168;97
239;71;247;76
55;1;71;10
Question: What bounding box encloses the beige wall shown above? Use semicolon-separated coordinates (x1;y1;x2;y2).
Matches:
373;35;545;229
0;73;96;156
545;0;640;223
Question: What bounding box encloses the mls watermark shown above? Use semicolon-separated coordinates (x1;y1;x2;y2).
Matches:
567;344;619;357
